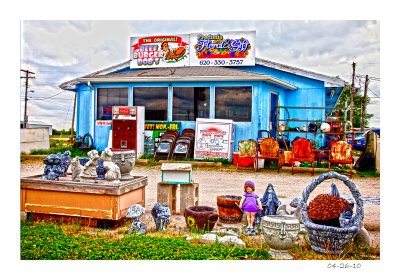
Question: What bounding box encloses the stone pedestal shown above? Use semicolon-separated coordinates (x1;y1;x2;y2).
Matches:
157;182;199;214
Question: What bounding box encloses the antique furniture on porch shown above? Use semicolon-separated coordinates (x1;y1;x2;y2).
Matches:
291;137;315;175
256;137;284;172
328;140;353;177
236;139;258;171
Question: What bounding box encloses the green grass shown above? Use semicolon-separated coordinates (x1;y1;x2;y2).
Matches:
20;221;270;260
20;220;379;260
29;147;89;158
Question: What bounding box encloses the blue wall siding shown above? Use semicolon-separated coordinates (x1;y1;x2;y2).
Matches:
95;126;111;151
76;84;93;138
245;65;328;146
75;65;335;154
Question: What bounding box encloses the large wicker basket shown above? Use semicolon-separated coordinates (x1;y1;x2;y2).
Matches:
300;172;364;254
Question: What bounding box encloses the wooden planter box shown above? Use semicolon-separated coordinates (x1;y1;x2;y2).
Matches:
20;175;148;226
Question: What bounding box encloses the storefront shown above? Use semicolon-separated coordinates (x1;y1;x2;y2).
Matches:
60;31;346;156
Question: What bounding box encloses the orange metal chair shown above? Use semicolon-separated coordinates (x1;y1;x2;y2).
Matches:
236;139;258;171
328;140;353;177
291;138;315;175
256;137;284;172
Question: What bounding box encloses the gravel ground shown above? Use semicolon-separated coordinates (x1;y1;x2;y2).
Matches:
20;160;380;249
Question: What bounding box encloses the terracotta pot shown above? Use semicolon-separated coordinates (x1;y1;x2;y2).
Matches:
184;206;219;232
216;195;243;224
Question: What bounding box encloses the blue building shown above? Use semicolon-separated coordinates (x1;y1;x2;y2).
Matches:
60;57;346;154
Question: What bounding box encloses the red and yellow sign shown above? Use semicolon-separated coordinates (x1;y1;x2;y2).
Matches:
130;35;190;68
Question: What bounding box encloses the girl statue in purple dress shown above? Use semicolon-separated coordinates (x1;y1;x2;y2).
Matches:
238;180;263;235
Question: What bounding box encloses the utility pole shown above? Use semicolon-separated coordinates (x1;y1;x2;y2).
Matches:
361;75;369;131
20;69;35;128
350;62;356;127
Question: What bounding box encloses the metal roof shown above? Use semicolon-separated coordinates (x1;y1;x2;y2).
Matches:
255;58;346;87
59;57;346;90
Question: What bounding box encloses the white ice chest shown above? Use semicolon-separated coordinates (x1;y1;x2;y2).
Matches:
161;163;193;184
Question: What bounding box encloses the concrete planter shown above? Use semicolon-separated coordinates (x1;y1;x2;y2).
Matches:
262;215;300;259
111;149;136;180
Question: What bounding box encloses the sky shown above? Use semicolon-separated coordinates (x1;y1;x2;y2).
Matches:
20;20;380;130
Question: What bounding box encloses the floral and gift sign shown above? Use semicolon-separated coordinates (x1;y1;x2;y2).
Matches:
190;31;255;67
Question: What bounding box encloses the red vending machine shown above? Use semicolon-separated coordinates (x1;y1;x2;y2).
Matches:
111;106;145;158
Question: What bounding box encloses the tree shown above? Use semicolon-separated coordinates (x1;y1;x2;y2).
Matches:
334;85;373;129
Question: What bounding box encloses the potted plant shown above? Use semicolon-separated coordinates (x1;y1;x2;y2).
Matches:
307;194;349;227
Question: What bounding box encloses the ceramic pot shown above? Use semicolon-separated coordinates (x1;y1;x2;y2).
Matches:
184;206;219;232
216;195;243;224
111;149;136;180
262;215;300;259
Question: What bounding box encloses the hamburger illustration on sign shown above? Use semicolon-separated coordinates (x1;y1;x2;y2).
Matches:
130;35;190;68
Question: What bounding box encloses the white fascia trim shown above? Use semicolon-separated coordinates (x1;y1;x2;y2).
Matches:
78;76;297;90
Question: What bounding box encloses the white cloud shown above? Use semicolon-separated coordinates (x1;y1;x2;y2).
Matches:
20;20;380;129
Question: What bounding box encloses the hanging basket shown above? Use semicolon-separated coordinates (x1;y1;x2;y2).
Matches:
300;172;364;254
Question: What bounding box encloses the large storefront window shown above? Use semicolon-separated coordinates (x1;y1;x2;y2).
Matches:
133;87;168;120
215;86;252;122
173;87;210;121
97;88;128;120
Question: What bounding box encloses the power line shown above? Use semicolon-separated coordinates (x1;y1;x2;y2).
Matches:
62;103;72;130
27;97;74;100
26;99;71;107
356;74;380;81
368;88;380;98
24;90;69;100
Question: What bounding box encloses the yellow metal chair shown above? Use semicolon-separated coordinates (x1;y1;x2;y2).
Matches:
256;137;284;172
328;140;353;177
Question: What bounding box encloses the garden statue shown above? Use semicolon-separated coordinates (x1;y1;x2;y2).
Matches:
254;183;282;227
289;197;303;224
96;159;106;180
42;153;64;180
330;183;340;197
79;149;100;182
341;194;355;220
329;183;356;226
126;204;147;235
71;156;83;182
151;202;171;231
101;148;121;183
261;183;281;215
274;197;304;227
60;151;71;177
